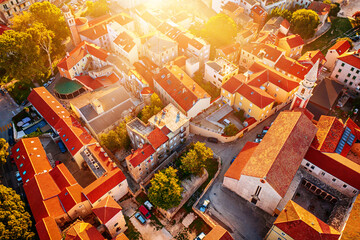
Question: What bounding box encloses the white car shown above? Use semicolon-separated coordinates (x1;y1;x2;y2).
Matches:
195;232;206;240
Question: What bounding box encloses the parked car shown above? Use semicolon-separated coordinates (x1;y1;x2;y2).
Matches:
262;129;268;135
199;199;210;212
207;137;218;143
8;127;15;146
256;134;262;139
230;157;236;164
139;205;151;219
15;171;22;183
43;83;49;87
255;138;262;143
144;200;154;211
134;212;146;224
0;89;4;96
195;232;206;240
57;141;67;153
55;160;61;165
263;126;270;130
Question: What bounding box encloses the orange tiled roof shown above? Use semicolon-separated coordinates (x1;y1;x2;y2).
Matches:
280;19;290;29
312;116;344;153
218;43;240;56
240;111;317;197
308;1;331;15
274;200;340;240
237;83;274;109
74;75;103;91
92;196;122;223
189;38;204;50
65;221;105;240
275;55;310;79
35;217;62;240
58;184;84;212
114;31;136;53
243;43;284;63
82;168;127;204
338;51;360;70
87;144;116;172
328;40;351;55
154;65;209;112
57;41;109;71
79;23;108;40
281;34;304;49
251;5;266;16
13;137;52;182
222;1;240;13
224;142;258;180
147;127;169;149
341;195;360;240
125;144;155;167
298;50;326;65
203;225;234;240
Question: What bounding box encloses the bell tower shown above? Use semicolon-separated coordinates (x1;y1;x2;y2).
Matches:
290;60;319;110
62;5;81;46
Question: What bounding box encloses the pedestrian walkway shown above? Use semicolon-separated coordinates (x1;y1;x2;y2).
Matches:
0;123;12;132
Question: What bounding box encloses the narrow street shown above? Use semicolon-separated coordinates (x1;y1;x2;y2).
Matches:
193;109;286;240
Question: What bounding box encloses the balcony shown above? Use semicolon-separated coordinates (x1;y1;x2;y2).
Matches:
16;0;25;5
180;127;186;133
180;133;186;138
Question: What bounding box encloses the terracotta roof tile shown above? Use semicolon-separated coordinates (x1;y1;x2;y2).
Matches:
58;184;84;212
57;41;109;71
221;76;242;94
92;196;122;223
328;40;351;55
280;19;290;29
312;116;344;152
82;168;127;204
341;196;360;240
35;217;62;240
79;23;108;40
87;144;115;172
274;200;340;240
298;50;326;65
222;1;240;13
243;43;284;63
65;221;105;240
237;83;274;109
75;75;103;91
203;225;234;240
224;142;258;180
241;112;317;197
147;127;169;149
125;144;155;167
281;34;304;48
154;65;209;112
218;43;240;56
337;51;360;70
113;31;136;53
251;5;266;16
275;55;310;79
308;2;331;15
305;147;360;189
13;138;52;181
50;164;78;190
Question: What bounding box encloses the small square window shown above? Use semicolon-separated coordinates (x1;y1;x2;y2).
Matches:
310;165;315;170
306;162;310;167
347;73;351;77
338;69;342;73
332;178;336;182
350;82;353;86
321;172;325;176
335;74;339;78
344;79;348;83
353;76;356;80
343;184;347;188
351;67;354;71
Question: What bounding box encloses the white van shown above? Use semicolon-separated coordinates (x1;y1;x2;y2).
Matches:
223;119;231;125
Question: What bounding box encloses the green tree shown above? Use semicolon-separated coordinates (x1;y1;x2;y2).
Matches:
0;138;9;165
100;119;130;152
0;30;41;82
291;9;320;39
180;142;213;176
201;13;237;48
223;123;239;136
138;94;163;123
83;0;109;18
329;3;340;17
12;2;69;57
270;7;293;21
0;185;35;239
148;167;183;210
323;0;331;4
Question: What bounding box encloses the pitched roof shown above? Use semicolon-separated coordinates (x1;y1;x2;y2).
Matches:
28;87;70;127
58;184;84;212
65;221;105;240
13;137;52;181
35;217;62;240
0;24;10;35
125;144;155;167
312;116;345;152
341;195;360;240
203;225;234;240
86;144;117;172
309;79;343;110
251;5;266;16
308;1;331;15
74;76;103;91
222;1;241;13
57;41;109;71
154;65;209;112
237;83;274;109
328;40;351;55
92;196;122;223
50;164;78;190
82;168;127;204
242;43;284;63
147;127;169;149
298;50;326;66
337;51;360;70
280;34;304;48
280;19;290;29
221;76;243;94
113;31;136;53
79;23;108;40
305;147;360;189
240;111;317;197
218;43;240;56
249;62;300;92
114;233;129;240
274;200;340;240
224;142;259;180
275;55;309;79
